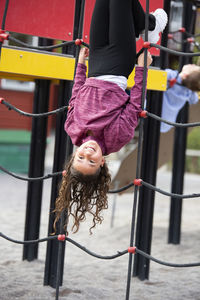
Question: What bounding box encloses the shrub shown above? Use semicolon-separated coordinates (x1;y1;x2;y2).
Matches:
187;128;200;150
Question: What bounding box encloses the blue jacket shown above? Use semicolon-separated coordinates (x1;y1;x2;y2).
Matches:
161;69;199;133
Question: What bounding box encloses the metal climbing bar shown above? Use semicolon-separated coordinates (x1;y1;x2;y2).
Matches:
168;0;195;247
125;0;151;297
132;0;171;285
1;0;200;299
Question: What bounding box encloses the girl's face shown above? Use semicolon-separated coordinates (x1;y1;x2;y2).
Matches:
73;140;105;175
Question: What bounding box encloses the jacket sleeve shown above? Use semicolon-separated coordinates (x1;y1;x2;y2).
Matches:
165;68;178;81
110;66;146;150
68;63;87;107
120;66;145;128
188;91;199;105
64;63;86;135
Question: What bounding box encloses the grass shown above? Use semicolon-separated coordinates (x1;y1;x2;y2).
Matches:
186;128;200;174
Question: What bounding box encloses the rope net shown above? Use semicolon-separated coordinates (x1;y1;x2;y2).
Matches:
1;232;200;268
1;0;200;300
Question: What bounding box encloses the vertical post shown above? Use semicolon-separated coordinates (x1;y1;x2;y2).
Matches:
110;181;119;228
44;0;85;288
43;80;72;287
132;0;171;281
132;90;163;280
23;38;51;261
168;104;188;244
168;0;194;244
0;0;10;59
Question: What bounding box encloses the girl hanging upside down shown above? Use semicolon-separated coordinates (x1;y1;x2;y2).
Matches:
54;0;168;234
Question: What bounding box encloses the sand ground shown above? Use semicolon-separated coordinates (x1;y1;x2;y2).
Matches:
0;163;200;300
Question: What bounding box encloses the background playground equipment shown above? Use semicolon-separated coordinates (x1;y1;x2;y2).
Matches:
0;0;167;174
0;46;167;89
112;103;200;189
0;0;200;300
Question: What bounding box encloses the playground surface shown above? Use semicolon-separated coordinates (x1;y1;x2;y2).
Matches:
0;166;200;300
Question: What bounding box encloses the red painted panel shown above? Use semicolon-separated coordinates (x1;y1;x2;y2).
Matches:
0;0;75;41
0;90;33;130
83;0;164;56
0;0;164;54
0;86;58;134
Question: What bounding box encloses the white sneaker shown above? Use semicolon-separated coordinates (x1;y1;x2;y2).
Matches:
141;9;168;44
148;9;168;43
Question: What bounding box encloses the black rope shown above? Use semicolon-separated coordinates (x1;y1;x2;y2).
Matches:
0;232;55;244
169;36;191;45
6;30;200;59
141;180;200;199
1;99;68;117
66;236;128;260
108;182;134;194
1;165;200;199
150;42;200;56
0;232;128;260
0;165;62;181
169;36;200;51
135;248;200;268
3;98;200;128
169;30;200;38
1;0;9;30
146;111;200;128
8;36;89;51
0;165;134;191
1;232;200;267
136;47;145;59
137;41;200;59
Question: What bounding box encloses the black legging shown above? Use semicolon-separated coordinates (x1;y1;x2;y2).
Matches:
88;0;155;78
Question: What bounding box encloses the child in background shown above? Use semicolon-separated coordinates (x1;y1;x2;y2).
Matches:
161;64;200;132
54;0;168;234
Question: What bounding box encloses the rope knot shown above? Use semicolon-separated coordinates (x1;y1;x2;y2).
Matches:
75;39;83;46
133;179;142;186
169;78;177;88
0;29;9;42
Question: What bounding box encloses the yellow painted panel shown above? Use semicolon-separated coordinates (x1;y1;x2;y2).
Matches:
0;72;34;81
0;47;75;81
127;67;167;91
0;47;167;91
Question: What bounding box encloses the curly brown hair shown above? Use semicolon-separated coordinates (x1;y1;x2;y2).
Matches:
53;155;111;234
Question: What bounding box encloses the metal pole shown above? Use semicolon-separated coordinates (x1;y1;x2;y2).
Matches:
44;0;85;288
43;80;72;288
23;38;51;261
168;0;195;244
110;181;119;228
132;0;171;281
132;90;163;280
168;103;188;244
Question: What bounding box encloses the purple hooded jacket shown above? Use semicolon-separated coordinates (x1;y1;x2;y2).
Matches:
65;63;146;155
